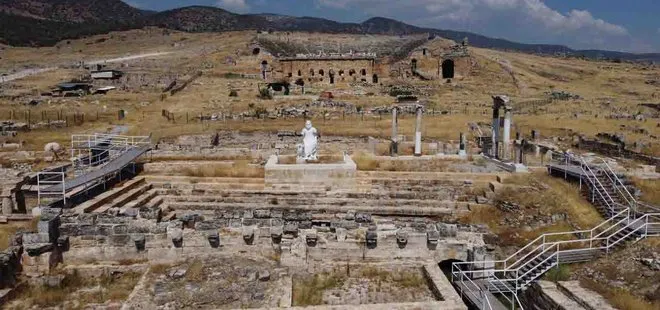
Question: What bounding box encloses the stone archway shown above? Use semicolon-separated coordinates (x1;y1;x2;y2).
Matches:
442;59;455;79
329;69;335;84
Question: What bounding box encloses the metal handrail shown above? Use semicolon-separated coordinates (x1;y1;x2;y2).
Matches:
454;214;659;301
452;267;493;310
488;274;518;309
596;158;637;207
573;155;618;216
451;153;660;306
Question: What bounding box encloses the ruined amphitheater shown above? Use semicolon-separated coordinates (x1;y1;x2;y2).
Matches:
0;29;658;310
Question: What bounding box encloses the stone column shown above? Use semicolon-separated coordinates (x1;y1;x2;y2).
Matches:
514;132;521;164
414;106;423;156
502;106;512;160
458;132;467;157
491;107;500;158
390;107;398;157
2;191;14;215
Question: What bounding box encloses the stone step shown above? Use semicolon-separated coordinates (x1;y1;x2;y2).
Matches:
150;182;266;191
164;201;468;217
357;171;501;182
152;188;464;200
144;175;265;184
557;281;617;310
361;179;491;188
120;188;159;212
161;195;476;208
533;281;588;310
72;177;145;214
92;183;153;214
154;188;327;197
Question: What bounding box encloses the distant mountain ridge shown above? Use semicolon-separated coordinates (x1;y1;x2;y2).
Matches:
0;0;658;62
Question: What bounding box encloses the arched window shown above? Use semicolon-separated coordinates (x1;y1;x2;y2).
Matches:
310;69;315;76
349;69;356;76
360;69;366;76
297;70;302;76
319;69;325;76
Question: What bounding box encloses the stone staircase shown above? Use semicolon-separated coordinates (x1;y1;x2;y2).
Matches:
67;172;494;225
451;155;660;310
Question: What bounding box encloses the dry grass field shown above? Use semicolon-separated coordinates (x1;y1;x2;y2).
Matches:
0;29;658;158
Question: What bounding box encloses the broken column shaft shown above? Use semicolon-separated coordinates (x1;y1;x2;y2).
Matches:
458;132;467;157
414;106;423;156
491;107;500;158
502;107;512;160
391;107;398;156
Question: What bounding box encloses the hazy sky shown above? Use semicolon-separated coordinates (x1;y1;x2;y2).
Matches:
127;0;660;53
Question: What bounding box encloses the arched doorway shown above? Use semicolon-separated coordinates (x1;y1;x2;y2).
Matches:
411;59;418;71
297;70;301;76
372;74;378;83
329;69;335;84
360;69;366;76
260;60;268;79
252;47;261;55
442;59;455;79
319;69;325;76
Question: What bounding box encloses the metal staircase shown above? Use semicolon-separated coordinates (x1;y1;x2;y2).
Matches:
451;154;660;310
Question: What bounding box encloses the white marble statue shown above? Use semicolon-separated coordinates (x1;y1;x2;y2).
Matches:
298;120;318;160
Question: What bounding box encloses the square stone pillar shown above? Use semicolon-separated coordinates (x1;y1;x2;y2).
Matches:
414;106;423;156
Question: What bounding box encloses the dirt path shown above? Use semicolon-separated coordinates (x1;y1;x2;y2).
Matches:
0;52;172;84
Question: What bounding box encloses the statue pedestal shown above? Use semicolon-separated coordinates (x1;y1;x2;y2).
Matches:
265;154;356;190
458;150;467;159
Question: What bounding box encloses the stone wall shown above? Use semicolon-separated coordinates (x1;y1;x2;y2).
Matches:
54;203;486;266
278;59;377;83
521;281;617;310
578;138;659;169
